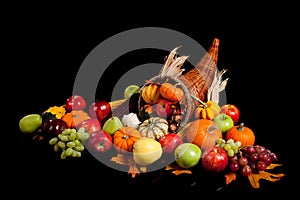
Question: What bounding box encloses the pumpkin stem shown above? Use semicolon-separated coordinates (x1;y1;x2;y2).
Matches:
207;125;219;134
191;95;207;108
237;123;244;131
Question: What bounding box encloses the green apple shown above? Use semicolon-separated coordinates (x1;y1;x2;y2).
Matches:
174;143;202;169
124;84;140;99
19;114;43;134
133;137;162;165
213;113;234;133
102;116;123;135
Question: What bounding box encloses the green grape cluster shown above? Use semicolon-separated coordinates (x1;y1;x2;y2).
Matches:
215;138;242;157
48;127;90;159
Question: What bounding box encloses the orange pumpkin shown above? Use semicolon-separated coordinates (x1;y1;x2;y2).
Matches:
179;119;222;151
226;122;255;147
141;83;161;104
113;126;142;153
61;110;91;128
159;82;184;102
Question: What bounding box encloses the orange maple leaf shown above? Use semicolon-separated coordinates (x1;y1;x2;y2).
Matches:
128;164;140;178
225;172;237;185
165;163;192;175
248;171;285;188
111;153;147;178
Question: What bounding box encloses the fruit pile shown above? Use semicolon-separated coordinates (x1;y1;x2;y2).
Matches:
18;39;285;188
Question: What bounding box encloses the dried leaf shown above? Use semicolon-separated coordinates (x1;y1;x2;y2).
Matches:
139;166;147;173
266;163;282;170
165;163;192;175
128;164;140;178
111;153;148;178
248;171;285;189
159;46;187;77
172;169;192;175
225;172;237;185
207;69;228;104
111;153;131;165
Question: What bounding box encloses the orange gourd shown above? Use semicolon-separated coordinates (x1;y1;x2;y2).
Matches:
141;83;161;104
113;126;142;153
179;119;222;151
194;99;221;120
226;123;255;147
159;82;184;102
61;110;91;128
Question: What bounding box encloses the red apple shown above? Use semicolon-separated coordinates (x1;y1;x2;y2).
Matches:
65;95;87;112
201;146;229;172
220;104;240;124
89;101;112;122
87;130;113;153
159;133;184;154
42;118;68;138
77;118;102;134
155;98;176;119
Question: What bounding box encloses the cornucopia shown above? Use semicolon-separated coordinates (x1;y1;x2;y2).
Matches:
18;38;285;189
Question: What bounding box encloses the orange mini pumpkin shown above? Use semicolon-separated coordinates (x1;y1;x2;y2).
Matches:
113;126;142;153
159;82;184;102
179;119;222;151
226;122;255;147
61;110;91;128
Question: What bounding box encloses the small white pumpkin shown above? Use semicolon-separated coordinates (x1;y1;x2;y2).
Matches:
138;117;169;140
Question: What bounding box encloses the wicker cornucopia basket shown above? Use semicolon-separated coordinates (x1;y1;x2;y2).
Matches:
111;38;220;134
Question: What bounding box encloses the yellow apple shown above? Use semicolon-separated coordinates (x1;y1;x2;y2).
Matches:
133;137;162;165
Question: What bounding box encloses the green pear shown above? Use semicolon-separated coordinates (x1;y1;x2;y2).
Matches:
102;116;123;135
19;114;43;134
124;85;140;99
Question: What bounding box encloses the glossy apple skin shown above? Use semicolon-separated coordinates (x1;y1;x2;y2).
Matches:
159;133;184;154
202;146;229;172
65;95;87;112
174;143;202;169
89;101;112;122
87;130;113;153
220;104;240;124
213;113;234;133
77;118;102;134
42;118;68;138
155;98;175;119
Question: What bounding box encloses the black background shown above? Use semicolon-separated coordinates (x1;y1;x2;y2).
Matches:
7;5;292;197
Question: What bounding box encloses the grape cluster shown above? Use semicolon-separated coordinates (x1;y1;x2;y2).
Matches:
215;138;242;157
48;127;90;159
229;145;279;177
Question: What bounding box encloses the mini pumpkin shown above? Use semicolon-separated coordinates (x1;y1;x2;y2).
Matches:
138;117;169;140
61;110;91;128
141;83;161;104
179;119;222;151
225;122;255;147
159;82;184;102
113;126;142;153
194;100;220;120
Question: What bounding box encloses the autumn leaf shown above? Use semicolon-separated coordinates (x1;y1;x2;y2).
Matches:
247;163;285;188
165;163;192;175
111;153;130;165
248;171;285;188
128;164;140;178
111;153;146;178
265;163;282;170
225;172;236;185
